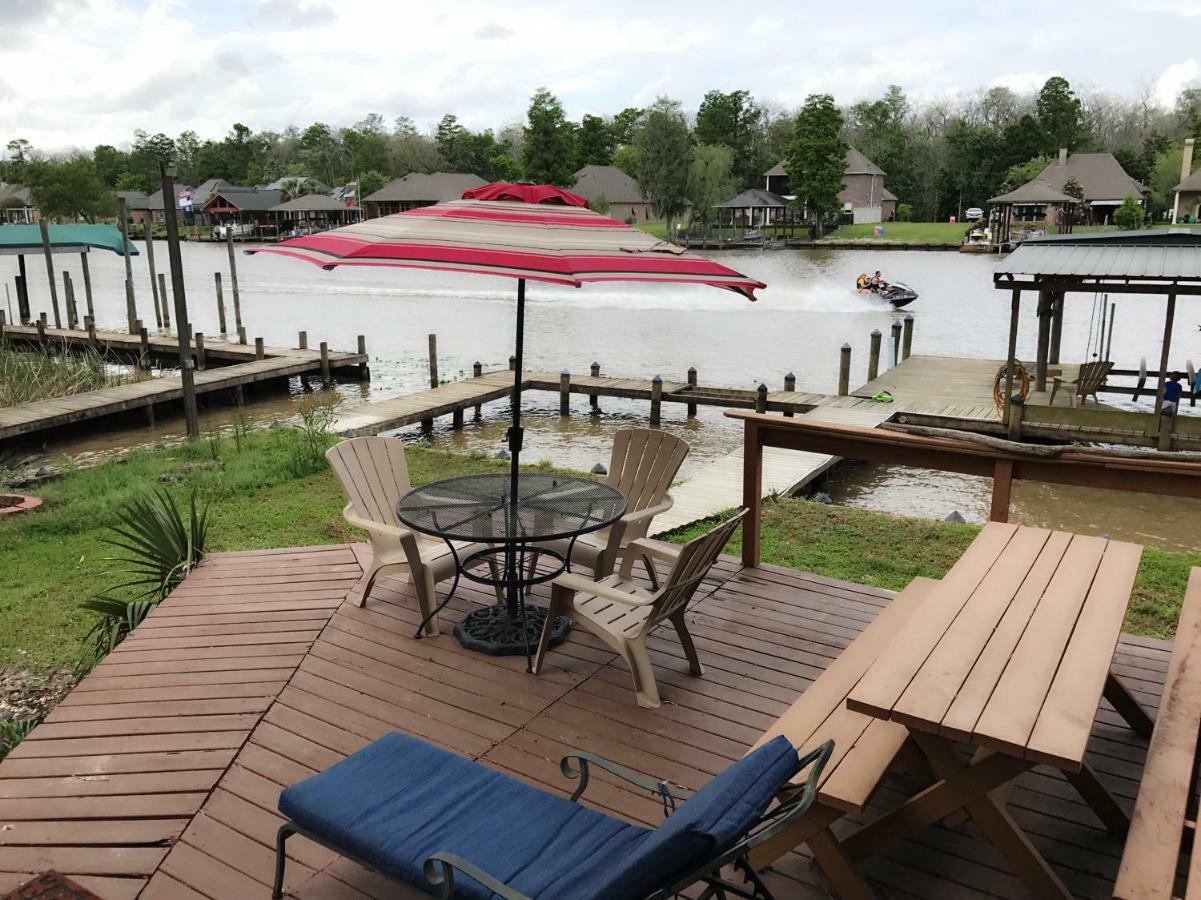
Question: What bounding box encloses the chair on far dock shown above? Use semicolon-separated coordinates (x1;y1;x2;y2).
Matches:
327;437;499;633
527;428;689;589
534;511;744;708
1049;360;1112;407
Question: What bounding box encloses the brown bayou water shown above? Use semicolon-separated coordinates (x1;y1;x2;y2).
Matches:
4;241;1200;550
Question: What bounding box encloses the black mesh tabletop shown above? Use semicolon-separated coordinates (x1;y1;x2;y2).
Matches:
395;473;626;544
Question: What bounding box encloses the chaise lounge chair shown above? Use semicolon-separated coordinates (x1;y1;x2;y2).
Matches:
273;731;833;900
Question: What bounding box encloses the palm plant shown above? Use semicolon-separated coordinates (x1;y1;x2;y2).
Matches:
0;717;37;760
103;488;208;600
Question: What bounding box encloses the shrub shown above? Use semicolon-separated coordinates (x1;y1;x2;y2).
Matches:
1114;196;1143;231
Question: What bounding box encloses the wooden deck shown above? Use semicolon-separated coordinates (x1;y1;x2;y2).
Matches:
0;543;1169;899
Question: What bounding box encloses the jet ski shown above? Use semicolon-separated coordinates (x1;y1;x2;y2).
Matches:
854;274;918;308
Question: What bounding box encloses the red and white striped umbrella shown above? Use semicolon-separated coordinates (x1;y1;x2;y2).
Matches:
250;183;765;298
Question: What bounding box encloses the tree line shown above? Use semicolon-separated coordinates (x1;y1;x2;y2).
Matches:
2;77;1198;227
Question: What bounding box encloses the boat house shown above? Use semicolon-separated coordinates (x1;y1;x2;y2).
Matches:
201;186;283;237
763;148;897;224
363;172;486;217
1015;149;1147;225
570;164;656;222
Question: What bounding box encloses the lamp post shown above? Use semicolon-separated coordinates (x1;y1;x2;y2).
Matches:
159;161;200;440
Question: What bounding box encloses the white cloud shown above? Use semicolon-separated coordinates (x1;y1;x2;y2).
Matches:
1152;59;1200;106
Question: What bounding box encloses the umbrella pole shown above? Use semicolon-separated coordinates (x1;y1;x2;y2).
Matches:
506;278;526;620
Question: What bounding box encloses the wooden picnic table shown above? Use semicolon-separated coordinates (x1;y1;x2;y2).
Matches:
844;522;1154;899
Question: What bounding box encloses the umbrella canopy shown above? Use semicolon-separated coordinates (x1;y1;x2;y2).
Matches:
249;193;763;298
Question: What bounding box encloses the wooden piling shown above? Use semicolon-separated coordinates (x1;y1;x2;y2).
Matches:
650;375;663;427
144;223;160;327
868;330;882;382
195;332;206;370
755;383;768;414
36;315;46;344
783;372;795;417
214;273;227;334
452;407;464;429
509;355;516;371
426;334;439;388
1007;394;1024;442
890;321;902;367
559;370;571;416
686;367;697;417
116;196;136;333
255;337;265;360
238;326;247;345
138;324;150;368
85;316;96;343
1035;290;1052;393
225;228;243;332
15;272;30;324
357;334;369;381
590;361;601;414
838;343;851;396
63;271;77;330
78;253;94;320
298;330;308;350
320;341;331;384
38;219;62;329
157;273;171;329
902;315;914;360
1159;406;1176;452
1049;291;1065;365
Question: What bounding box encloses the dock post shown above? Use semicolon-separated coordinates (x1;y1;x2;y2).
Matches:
63;272;77;330
890;321;902;367
254;337;265;360
472;361;483;417
509;355;516;371
238;326;247;345
1159;405;1176;452
145;403;156;428
195;332;206;371
38;219;62;329
214;273;227;335
15;273;29;325
686;366;697;417
157;273;171;329
225;228;243;334
650;375;663;428
138;323;150;368
453;407;464;429
838;344;851;396
298;330;308;350
144;223;160;327
1035;290;1052;392
85;316;96;344
1007;394;1024;442
1049;291;1064;365
783;372;795;417
116;197;135;333
36;314;46;344
755;383;767;414
428;334;438;388
79;253;94;320
320;341;331;385
868;330;882;381
590;361;601;414
560;370;571;417
357;335;369;381
902;315;914;360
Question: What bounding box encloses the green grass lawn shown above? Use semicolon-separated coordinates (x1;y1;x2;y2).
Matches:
823;222;968;244
2;431;1196;670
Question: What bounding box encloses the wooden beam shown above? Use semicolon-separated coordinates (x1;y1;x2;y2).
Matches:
38;219;62;329
1153;292;1176;417
1035;290;1052;393
994;278;1201;296
1004;288;1020;425
741;419;763;568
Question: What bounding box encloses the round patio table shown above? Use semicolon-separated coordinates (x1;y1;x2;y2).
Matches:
395;472;626;668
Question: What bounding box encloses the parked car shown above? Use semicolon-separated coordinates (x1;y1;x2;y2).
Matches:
965;207;984;221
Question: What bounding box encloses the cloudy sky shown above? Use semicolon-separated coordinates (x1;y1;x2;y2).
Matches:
1;0;1199;152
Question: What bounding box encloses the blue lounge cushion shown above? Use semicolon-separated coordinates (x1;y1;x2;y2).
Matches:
279;732;798;900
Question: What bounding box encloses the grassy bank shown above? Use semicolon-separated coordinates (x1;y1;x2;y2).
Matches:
0;343;137;406
1;431;1196;668
823;222;967;244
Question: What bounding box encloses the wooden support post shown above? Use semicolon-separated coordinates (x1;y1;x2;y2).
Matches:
145;402;155;428
1007;395;1024;442
225;228;242;332
1004;288;1021;426
990;458;1014;523
298;330;308;350
63;272;77;330
79;252;94;320
320;341;331;385
890;321;902;367
116;196;136;332
902;314;914;360
1159;404;1176;452
15;272;30;325
741;420;762;568
36;315;46;344
1153;292;1177;417
1049;291;1065;365
138;324;150;368
452;407;464;429
472;361;483;417
783;372;795;417
868;330;882;382
214;273;227;334
157;273;171;329
509;355;516;371
38;219;62;329
237;326;246;345
144;223;160;327
357;334;369;381
590;361;601;414
1035;290;1052;393
838;343;851;396
233;384;244;406
85;316;96;343
559;370;571;416
194;332;206;371
255;337;265;360
159;162;199;440
755;383;768;414
428;334;438;388
650;375;663;427
686;366;697;417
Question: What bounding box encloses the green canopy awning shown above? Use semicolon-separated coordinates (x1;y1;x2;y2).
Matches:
0;224;138;256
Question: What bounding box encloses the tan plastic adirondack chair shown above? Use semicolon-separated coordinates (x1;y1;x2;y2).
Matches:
327;437;499;635
533;510;745;708
1050;360;1112;407
527;429;689;588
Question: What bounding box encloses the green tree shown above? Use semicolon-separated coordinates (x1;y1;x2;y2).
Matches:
685;144;735;227
342;115;389;178
591;193;610;215
609;107;641;146
486;152;522;183
1036;76;1083;152
785;94;847;237
92;144;128;187
278;177;322;202
1174;88;1201;139
848;85;915;203
4;138;32;181
695;89;762;188
1000;154;1054;193
357;170;389;199
576;114;614;167
522;88;575;185
612;144;640;178
633;98;692;234
999;115;1049;170
300;123;341;186
126;131;176;192
24;155;114;222
1113;195;1143;230
1150;144;1187;211
175;130;200;184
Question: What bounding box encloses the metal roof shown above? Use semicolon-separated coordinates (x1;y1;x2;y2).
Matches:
995;230;1201;282
715;188;790;209
0;224;137;256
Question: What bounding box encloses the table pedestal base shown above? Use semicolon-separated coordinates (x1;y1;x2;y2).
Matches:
454;604;571;657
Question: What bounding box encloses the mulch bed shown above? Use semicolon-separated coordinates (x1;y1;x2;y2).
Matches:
2;872;103;899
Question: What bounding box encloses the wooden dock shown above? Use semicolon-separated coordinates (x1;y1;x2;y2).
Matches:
0;543;1166;899
0;326;367;442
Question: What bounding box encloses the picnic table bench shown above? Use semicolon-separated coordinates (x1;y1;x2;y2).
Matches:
842;522;1152;899
1113;566;1201;900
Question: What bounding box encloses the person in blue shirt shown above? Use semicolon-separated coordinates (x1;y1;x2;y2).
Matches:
1163;372;1184;414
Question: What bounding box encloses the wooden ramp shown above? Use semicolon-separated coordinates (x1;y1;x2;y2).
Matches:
652;404;895;535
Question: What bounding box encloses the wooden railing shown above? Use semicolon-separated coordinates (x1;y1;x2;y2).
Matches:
729;410;1201;568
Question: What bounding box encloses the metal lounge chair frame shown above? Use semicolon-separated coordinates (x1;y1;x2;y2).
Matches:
272;740;834;900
